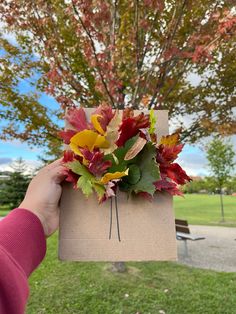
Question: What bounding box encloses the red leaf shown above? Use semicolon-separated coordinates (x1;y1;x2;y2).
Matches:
137;191;153;201
88;152;112;176
62;150;74;162
154;178;183;196
116;113;150;147
59;130;76;144
156;144;184;163
80;148;112;176
92;105;115;132
161;163;191;185
66;107;90;131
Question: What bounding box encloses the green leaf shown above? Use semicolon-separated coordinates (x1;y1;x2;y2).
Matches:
93;183;106;200
77;176;93;197
149;109;157;135
124;164;141;184
105;136;139;172
68;160;102;199
128;143;160;196
67;161;93;180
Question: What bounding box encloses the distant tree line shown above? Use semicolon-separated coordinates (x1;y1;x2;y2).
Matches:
182;176;236;195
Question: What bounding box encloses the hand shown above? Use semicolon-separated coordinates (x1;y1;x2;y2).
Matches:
20;159;67;237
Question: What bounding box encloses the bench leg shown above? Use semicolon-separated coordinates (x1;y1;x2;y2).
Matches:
183;240;188;257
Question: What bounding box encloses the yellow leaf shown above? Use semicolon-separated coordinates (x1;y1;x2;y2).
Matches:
100;169;129;184
91;114;105;135
159;133;180;147
70;130;110;151
69;142;83;156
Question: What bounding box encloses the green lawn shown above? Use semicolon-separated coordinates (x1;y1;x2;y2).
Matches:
0;204;11;217
26;233;236;314
174;194;236;227
1;194;236;227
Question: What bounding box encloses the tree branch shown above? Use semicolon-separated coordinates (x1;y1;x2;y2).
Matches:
72;3;115;107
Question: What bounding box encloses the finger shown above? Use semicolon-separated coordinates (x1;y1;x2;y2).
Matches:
46;158;64;169
51;165;68;183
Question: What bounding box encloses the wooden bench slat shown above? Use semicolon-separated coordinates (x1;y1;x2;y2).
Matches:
175;219;188;226
175;225;190;234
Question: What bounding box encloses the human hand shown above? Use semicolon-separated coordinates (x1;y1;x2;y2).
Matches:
20;159;67;237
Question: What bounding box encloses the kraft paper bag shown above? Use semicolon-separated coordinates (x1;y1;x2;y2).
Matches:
59;109;177;261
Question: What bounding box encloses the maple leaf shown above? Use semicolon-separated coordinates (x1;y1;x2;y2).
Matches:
116;112;150;147
159;133;180;147
122;164;141;186
156;144;184;163
77;176;93;197
93;183;106;202
62;150;75;163
154;178;183;196
160;163;191;185
121;142;160;196
92;105;115;132
58;130;76;144
67;160;106;199
66;107;90;131
64;171;79;189
87;151;112;176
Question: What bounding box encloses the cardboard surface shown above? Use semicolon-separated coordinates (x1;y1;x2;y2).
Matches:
59;110;177;261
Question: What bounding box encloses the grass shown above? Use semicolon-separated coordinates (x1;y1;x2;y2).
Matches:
0;204;11;217
1;194;236;227
26;233;236;314
174;194;236;227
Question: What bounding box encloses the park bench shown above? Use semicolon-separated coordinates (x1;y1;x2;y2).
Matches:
175;219;205;257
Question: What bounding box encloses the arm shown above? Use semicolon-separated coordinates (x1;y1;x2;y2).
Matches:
0;160;66;314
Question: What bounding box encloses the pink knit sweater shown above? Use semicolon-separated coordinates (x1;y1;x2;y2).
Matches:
0;208;46;314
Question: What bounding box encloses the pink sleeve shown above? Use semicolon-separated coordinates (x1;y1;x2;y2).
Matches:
0;208;46;314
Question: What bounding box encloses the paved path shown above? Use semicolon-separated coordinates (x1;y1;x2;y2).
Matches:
177;225;236;272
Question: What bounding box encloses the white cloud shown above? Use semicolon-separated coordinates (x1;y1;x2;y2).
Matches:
0;159;42;175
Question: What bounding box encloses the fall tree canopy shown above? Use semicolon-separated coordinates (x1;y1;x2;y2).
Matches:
0;0;235;155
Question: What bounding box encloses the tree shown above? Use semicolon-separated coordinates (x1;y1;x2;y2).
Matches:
0;158;31;209
0;0;236;157
206;137;235;221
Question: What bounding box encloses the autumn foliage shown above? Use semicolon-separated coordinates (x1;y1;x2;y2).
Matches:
0;1;235;153
60;105;191;202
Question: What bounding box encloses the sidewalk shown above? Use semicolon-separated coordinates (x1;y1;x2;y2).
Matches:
177;225;236;272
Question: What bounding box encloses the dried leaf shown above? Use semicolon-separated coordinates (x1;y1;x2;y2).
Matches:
124;137;147;160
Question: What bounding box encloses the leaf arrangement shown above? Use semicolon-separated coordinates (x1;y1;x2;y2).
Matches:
60;105;191;203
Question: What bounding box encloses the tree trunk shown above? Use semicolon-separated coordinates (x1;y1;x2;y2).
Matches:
220;188;225;222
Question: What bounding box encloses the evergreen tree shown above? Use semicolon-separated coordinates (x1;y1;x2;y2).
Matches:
0;158;31;209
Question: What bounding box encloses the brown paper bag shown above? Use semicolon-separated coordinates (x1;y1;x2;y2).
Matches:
59;109;177;261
